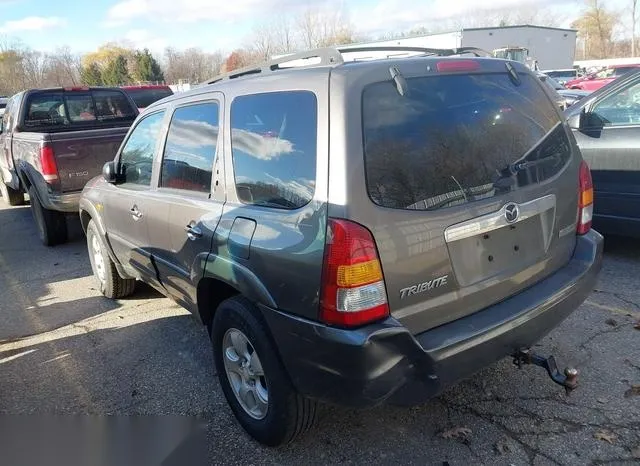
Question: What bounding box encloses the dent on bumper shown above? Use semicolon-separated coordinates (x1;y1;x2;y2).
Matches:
262;230;604;408
45;191;81;212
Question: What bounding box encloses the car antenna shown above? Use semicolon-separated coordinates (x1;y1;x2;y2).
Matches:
389;66;408;96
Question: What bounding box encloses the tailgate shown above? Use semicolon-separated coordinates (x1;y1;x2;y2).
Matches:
357;65;581;335
49;127;129;192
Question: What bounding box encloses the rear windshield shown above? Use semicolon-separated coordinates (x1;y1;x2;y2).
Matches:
23;90;136;130
363;72;571;211
124;88;173;108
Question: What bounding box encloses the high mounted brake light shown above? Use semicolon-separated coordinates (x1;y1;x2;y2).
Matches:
577;160;593;235
320;219;389;327
64;86;90;91
40;145;58;183
436;60;480;73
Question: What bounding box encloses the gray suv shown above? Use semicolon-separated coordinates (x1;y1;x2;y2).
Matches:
79;47;603;446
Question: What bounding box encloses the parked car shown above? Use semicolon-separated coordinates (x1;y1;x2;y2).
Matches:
538;72;591;108
565;69;640;237
565;64;640;91
0;86;138;245
542;68;579;86
0;96;8;117
121;84;173;111
80;48;603;446
537;72;568;110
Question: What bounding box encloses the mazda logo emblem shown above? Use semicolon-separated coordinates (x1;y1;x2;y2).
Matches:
504;202;520;223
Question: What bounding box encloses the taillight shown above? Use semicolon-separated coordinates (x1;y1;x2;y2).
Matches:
577;160;593;235
320;219;389;327
436;60;480;73
40;145;58;182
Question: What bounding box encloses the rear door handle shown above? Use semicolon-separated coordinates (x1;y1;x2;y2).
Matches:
185;224;203;240
130;205;143;220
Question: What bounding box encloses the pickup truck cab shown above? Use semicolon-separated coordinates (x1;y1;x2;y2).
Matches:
0;87;138;245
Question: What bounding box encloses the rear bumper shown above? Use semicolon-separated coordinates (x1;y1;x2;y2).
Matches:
263;230;604;407
41;191;81;213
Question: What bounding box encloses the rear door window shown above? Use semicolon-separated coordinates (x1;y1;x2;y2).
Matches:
230;91;317;209
363;73;570;211
160;102;219;193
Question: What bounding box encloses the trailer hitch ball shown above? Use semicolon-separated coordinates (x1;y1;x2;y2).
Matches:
512;349;579;394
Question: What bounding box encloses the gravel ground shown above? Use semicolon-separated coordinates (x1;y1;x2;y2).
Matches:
0;201;639;465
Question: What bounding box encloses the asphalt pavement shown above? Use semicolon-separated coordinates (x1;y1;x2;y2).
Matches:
0;200;639;465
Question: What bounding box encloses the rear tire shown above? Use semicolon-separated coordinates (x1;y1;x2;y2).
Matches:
0;181;24;206
28;187;67;246
86;219;135;299
212;296;318;446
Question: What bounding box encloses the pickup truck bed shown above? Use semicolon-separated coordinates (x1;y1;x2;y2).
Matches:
0;87;137;245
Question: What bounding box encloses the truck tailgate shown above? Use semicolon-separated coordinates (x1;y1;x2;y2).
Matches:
48;127;129;192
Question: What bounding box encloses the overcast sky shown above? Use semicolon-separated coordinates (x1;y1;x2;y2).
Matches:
0;0;632;54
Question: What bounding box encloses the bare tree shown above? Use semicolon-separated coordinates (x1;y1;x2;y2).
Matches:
163;47;224;84
572;0;620;59
296;8;356;49
633;0;638;56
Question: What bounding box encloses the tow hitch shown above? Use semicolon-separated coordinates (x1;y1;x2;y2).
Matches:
512;349;578;394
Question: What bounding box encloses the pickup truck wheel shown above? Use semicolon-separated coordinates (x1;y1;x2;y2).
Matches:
86;220;135;299
212;296;318;446
28;187;67;246
0;181;24;206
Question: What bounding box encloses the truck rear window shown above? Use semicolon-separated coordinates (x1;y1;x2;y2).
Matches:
363;73;571;211
23;90;136;129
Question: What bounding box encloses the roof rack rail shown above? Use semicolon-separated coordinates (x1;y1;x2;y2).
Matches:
201;45;491;85
203;47;344;85
335;45;491;57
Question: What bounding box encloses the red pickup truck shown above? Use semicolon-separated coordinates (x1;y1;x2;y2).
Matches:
565;64;640;91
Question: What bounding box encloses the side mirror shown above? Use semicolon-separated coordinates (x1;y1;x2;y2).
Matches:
102;161;118;184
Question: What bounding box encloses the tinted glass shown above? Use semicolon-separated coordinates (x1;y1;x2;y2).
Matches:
24;93;67;127
119;111;165;186
614;67;639;77
94;91;137;121
126;88;173;108
363;73;569;211
231;91;317;209
23;91;136;129
592;80;640;126
161;102;219;193
66;94;96;122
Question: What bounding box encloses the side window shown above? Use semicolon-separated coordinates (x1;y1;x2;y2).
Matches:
592;80;640;126
160;102;219;193
119;111;165;186
230;91;317;209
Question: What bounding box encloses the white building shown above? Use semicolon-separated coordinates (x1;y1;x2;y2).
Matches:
334;25;577;70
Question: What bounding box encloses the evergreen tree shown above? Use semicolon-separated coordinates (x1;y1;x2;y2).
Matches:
81;62;103;86
134;49;164;83
102;55;130;85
